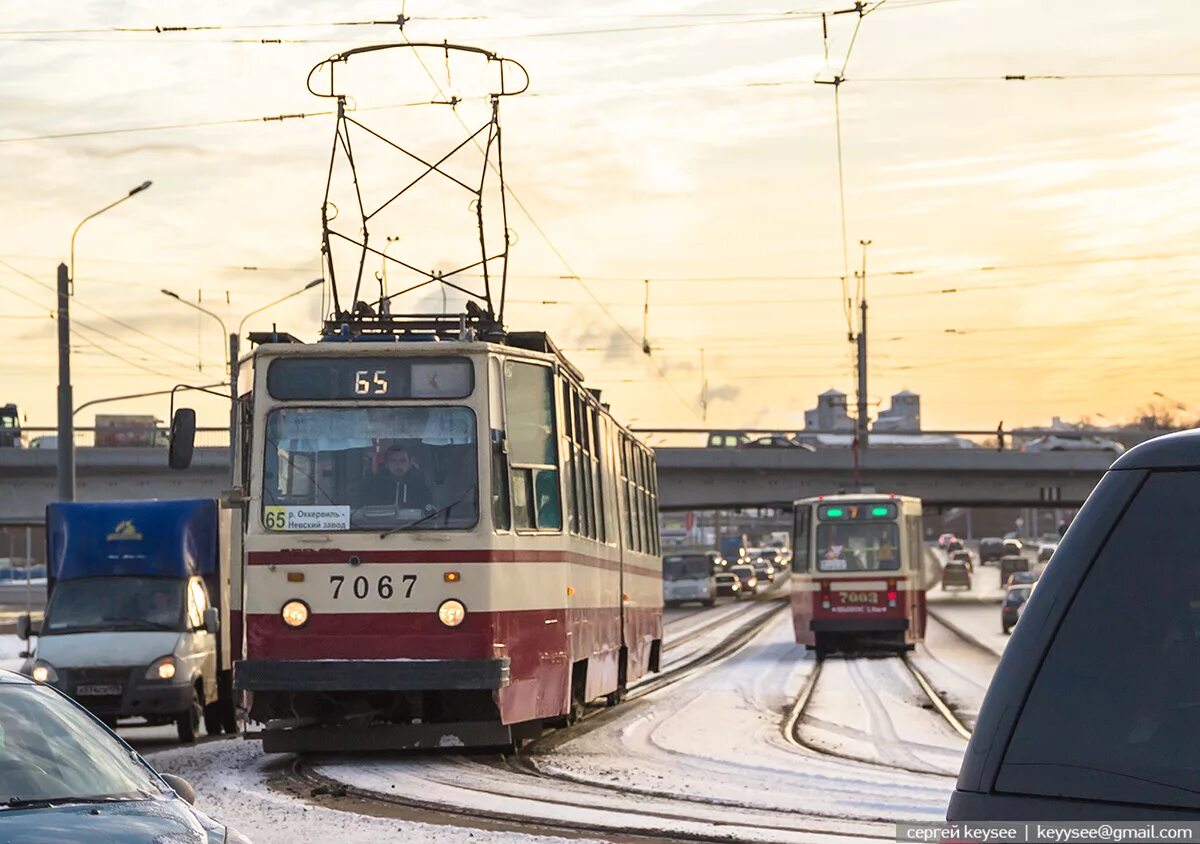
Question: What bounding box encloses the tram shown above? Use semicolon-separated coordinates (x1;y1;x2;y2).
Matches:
179;323;663;751
790;494;936;657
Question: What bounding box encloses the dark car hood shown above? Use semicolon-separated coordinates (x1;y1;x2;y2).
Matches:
0;798;208;843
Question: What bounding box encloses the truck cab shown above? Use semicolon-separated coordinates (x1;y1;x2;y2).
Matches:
17;499;236;742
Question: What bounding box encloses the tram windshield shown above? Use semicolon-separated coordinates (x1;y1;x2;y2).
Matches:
815;522;901;572
663;554;712;581
262;406;478;531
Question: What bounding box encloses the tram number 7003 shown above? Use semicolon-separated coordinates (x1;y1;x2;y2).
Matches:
329;574;416;600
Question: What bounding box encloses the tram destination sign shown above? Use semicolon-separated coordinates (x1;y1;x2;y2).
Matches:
268;356;473;400
818;502;897;521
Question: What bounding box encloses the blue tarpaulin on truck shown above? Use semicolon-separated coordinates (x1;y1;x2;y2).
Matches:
46;499;218;582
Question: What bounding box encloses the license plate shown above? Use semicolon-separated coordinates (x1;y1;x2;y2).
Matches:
76;684;122;696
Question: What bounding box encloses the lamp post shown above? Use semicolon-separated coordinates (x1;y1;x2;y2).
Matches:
162;279;322;480
57;180;152;503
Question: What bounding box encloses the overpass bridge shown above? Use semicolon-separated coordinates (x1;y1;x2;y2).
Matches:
0;443;1114;525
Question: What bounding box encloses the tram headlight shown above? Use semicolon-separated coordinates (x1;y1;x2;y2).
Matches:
438;599;466;628
281;599;310;629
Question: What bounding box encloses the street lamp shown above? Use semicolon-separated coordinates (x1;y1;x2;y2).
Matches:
162;279;322;481
57;180;153;503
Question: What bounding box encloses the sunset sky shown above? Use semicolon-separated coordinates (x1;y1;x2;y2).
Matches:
3;0;1199;434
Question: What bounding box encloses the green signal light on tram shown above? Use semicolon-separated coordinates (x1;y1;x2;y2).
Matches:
871;507;890;517
826;508;845;518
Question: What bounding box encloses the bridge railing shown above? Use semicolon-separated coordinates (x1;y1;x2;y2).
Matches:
632;426;1182;450
14;426;231;449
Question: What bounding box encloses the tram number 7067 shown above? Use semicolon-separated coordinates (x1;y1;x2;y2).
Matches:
329;574;416;600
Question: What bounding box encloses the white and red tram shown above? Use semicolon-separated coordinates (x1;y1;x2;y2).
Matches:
791;494;936;657
219;329;662;751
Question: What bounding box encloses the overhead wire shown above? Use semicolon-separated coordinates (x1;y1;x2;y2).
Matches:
396;26;701;419
0;259;219;372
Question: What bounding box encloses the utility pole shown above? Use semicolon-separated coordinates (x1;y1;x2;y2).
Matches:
641;279;651;355
699;347;709;422
855;239;871;452
55;263;74;502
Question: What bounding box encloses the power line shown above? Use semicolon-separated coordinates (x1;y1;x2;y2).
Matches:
0;100;432;145
397;28;701;420
0;259;217;371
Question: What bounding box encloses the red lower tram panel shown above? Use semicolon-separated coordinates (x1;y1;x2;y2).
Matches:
236;604;661;752
792;576;925;656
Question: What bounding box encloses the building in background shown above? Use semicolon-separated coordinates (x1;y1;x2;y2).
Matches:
873;390;921;433
803;389;854;431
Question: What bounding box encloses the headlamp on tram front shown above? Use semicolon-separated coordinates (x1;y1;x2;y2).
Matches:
281;599;310;629
438;599;466;628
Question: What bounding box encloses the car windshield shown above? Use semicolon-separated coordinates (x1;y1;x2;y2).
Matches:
0;683;161;806
816;522;901;572
663;555;711;580
263;406;478;532
43;578;183;635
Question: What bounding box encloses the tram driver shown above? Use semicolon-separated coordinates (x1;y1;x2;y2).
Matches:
360;445;432;510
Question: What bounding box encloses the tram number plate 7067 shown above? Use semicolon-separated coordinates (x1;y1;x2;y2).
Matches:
329;574;416;600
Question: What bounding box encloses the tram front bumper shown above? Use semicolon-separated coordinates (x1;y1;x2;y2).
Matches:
234;657;510;693
810;618;909;633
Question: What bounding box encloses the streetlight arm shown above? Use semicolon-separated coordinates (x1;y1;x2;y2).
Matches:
69;181;153;288
73;382;228;417
161;290;229;369
236;278;323;339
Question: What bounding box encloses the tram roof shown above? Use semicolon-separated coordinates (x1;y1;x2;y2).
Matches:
244;329;585;382
793;493;921;506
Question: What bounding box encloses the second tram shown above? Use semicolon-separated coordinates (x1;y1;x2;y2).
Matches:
192;326;663;751
791;494;936;657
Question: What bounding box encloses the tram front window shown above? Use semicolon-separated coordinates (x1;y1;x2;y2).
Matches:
816;522;901;572
262;406;478;531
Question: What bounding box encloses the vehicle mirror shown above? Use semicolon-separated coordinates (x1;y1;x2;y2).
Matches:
168;408;196;470
203;606;219;635
14;613;30;641
161;773;196;805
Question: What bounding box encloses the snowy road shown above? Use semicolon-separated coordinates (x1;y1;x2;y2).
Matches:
136;588;999;843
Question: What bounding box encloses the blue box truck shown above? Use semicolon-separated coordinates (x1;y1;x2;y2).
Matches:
17;499;237;742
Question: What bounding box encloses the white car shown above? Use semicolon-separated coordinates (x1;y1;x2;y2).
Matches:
1023;434;1124;453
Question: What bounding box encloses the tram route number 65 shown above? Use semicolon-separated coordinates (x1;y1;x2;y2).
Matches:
330;574;416;600
354;369;389;395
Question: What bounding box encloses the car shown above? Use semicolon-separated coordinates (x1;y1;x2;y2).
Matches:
750;558;777;582
1037;542;1056;563
1022;433;1125;453
941;559;972;590
742;434;816;451
937;533;958;548
1002;538;1024;556
727;564;759;598
949;430;1200;820
945;539;965;555
1000;583;1033;634
713;571;741;597
977;537;1005;564
950;548;974;573
0;668;249;842
1004;570;1039;588
999;554;1030;586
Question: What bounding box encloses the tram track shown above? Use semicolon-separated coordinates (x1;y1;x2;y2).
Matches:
783;653;972;777
283;599;904;843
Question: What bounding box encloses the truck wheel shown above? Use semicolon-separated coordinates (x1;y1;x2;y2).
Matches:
177;684;202;744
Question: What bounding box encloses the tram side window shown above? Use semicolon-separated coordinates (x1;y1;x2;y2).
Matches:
504;361;561;531
560;381;577;534
997;471;1200;810
620;438;638;551
793;508;810;572
646;452;660;555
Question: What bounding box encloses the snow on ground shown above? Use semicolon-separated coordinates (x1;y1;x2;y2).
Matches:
799;656;966;775
908;615;997;730
318;612;955;841
926;604;1008;659
148;737;604;844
